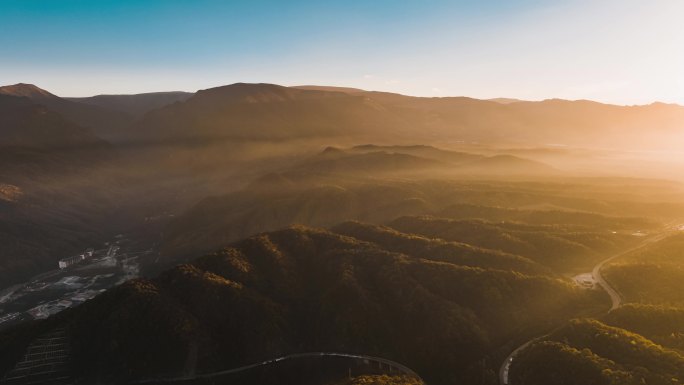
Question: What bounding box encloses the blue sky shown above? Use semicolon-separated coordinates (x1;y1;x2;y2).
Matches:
1;0;682;104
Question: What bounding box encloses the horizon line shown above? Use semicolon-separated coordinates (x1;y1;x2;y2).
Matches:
2;81;681;108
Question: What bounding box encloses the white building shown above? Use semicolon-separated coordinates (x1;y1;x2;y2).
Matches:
58;248;94;269
58;254;85;269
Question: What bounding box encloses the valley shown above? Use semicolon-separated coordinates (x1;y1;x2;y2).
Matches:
500;221;684;384
1;81;684;385
0;234;149;331
4;2;684;384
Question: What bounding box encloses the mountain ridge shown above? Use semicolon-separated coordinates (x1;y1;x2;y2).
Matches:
4;82;682;108
0;83;131;140
68;91;192;119
122;82;684;149
0;83;58;99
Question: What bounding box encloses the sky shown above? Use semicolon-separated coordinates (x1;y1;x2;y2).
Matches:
1;0;683;104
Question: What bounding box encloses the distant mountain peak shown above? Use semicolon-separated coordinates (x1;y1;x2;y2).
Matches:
199;82;286;94
193;82;355;105
293;85;366;93
488;97;525;104
195;82;295;102
0;83;57;99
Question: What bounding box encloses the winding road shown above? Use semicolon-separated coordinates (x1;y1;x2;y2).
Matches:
132;352;424;384
499;223;682;385
134;223;680;385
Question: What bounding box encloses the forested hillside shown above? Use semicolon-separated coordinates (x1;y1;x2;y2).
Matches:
0;94;115;287
162;150;674;274
604;233;684;305
1;225;605;384
511;319;684;385
511;232;684;384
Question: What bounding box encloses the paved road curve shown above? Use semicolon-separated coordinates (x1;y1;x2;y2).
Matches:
592;225;679;312
132;352;425;384
499;223;682;385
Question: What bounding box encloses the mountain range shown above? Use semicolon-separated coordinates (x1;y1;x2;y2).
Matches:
2;80;684;385
129;83;684;149
3;82;683;149
1;224;604;384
